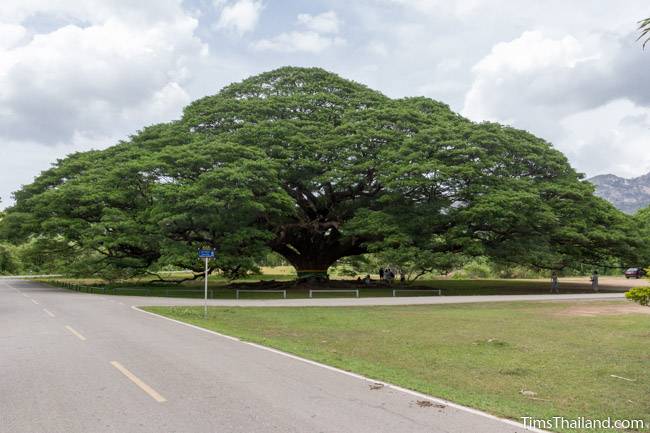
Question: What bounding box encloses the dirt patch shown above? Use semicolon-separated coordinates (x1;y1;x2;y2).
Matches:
564;276;650;288
556;302;650;317
415;400;446;409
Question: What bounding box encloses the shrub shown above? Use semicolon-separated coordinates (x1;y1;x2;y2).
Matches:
625;287;650;306
454;258;493;279
0;243;21;275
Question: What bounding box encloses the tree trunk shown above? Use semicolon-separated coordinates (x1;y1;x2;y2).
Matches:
270;224;367;281
270;229;367;281
285;256;337;280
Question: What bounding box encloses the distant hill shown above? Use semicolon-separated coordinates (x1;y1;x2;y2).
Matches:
588;173;650;214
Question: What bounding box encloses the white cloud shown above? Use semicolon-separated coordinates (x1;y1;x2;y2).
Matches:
253;31;345;53
297;11;341;34
462;31;599;122
216;0;263;35
461;29;650;177
0;0;192;25
387;0;483;17
558;99;650;177
0;2;207;145
472;31;587;74
253;10;345;53
367;41;388;56
0;17;202;145
0;0;211;208
0;23;27;49
0;141;68;205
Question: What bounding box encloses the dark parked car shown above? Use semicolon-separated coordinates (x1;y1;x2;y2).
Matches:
624;267;646;279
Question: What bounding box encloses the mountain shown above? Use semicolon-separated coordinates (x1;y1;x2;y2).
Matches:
588;172;650;214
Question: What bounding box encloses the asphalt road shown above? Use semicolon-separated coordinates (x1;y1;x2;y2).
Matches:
92;291;624;308
0;279;563;433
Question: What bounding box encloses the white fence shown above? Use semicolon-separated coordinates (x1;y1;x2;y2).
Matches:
236;289;287;299
309;289;359;298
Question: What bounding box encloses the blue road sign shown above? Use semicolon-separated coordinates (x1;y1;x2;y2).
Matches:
198;248;215;259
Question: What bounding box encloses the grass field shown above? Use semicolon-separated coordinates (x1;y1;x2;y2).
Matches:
145;301;650;433
41;277;625;298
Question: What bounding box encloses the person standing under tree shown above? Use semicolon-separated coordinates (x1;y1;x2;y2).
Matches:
379;267;385;281
590;270;599;292
550;271;559;294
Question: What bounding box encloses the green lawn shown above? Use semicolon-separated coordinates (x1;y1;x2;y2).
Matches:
144;301;650;433
42;277;622;298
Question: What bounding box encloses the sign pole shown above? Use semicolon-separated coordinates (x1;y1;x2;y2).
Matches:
204;256;208;319
198;247;215;319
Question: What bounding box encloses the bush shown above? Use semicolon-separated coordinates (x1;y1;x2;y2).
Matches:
492;263;546;279
331;254;379;277
0;243;21;275
625;287;650;306
453;258;493;279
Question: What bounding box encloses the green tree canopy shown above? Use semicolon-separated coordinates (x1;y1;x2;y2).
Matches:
2;67;642;279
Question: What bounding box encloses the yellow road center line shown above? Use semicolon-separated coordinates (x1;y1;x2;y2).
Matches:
110;361;167;403
65;325;86;341
30;299;39;305
43;309;55;317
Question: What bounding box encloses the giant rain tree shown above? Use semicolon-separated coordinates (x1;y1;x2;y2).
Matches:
2;67;641;279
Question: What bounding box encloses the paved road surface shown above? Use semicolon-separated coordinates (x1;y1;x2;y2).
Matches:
106;291;624;308
0;279;579;433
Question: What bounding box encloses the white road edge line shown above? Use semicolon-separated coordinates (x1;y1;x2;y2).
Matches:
110;361;167;403
30;298;39;305
132;306;549;433
65;325;87;341
43;308;55;318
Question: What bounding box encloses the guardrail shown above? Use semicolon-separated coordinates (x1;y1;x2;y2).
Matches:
309;289;359;298
392;289;442;297
236;289;287;299
48;280;105;294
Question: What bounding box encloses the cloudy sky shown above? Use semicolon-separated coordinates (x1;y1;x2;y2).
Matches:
1;0;649;208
